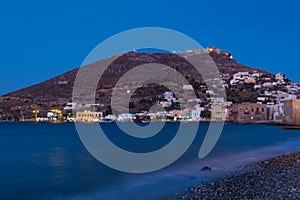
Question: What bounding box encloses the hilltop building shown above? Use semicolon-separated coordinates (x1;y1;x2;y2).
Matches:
275;72;284;82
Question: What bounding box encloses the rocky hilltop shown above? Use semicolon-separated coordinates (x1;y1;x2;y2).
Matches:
0;48;297;120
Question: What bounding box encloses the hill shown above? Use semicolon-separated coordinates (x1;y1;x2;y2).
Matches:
0;48;296;120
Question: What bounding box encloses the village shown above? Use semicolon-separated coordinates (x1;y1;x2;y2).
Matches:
2;47;299;125
28;67;300;126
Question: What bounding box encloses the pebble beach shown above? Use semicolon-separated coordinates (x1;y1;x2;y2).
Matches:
180;152;300;200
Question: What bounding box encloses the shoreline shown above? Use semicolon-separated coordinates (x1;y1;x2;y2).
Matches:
0;120;291;124
2;121;300;130
179;151;300;199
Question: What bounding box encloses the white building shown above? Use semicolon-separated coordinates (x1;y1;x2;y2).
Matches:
63;102;98;111
206;90;215;95
191;106;205;121
272;102;285;123
117;113;133;122
230;72;252;85
105;115;117;121
163;91;178;103
254;84;262;89
257;97;268;102
262;82;273;87
275;72;284;82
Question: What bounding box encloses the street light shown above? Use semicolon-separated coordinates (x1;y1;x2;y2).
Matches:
50;109;63;121
32;110;39;120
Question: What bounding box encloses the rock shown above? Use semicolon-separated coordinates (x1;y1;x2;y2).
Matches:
201;166;212;171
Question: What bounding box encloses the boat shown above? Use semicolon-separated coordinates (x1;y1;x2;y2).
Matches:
133;115;143;123
101;118;114;123
141;116;151;123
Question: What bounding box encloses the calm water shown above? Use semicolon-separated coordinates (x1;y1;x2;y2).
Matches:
0;122;300;200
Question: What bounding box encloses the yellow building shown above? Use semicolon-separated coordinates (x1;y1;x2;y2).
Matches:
171;110;182;118
76;111;103;122
211;105;227;121
284;99;300;125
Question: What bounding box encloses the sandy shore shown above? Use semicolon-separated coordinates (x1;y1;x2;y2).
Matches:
179;152;300;199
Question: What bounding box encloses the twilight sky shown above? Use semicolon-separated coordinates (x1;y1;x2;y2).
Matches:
0;0;299;95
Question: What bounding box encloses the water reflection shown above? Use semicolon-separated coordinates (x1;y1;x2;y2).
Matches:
49;147;67;167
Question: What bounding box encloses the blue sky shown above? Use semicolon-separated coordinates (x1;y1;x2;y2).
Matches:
0;0;299;95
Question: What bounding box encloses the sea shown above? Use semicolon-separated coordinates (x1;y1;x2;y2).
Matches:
0;122;300;200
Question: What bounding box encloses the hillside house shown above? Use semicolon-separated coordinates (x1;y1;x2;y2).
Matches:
244;77;256;84
262;82;273;87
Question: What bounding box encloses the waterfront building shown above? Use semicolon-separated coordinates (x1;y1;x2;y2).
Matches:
266;103;279;121
117;113;133;122
76;111;103;122
171;110;182;118
234;103;267;123
191;106;205;121
105;114;117;122
284;99;300;125
211;105;227;121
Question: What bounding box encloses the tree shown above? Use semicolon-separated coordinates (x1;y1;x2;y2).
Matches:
129;101;135;109
200;110;211;119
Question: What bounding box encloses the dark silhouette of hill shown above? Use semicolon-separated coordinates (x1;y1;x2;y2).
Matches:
0;49;286;119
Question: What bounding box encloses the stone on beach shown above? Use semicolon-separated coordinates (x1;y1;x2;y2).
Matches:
200;166;212;171
180;152;300;199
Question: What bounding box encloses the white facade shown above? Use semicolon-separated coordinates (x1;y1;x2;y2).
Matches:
191;106;205;121
163;91;178;103
262;82;273;87
117;113;133;122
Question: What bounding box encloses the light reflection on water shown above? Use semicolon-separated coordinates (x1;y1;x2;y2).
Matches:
0;122;299;200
